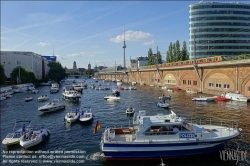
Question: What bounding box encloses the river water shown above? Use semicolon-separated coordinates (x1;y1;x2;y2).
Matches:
1;78;249;166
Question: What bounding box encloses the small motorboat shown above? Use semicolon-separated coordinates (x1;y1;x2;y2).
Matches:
172;86;181;90
31;89;38;94
128;86;137;90
157;101;170;108
38;99;65;112
107;96;120;101
64;109;80;123
79;106;93;124
2;120;31;145
159;95;171;100
37;95;49;101
25;96;33;102
167;88;174;92
20;126;50;149
192;97;208;101
126;106;135;114
215;96;230;101
6;94;13;98
119;87;124;90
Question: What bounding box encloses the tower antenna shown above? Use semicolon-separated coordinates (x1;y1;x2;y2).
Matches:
122;26;127;68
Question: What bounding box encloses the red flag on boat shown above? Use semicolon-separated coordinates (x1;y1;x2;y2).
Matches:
93;121;101;134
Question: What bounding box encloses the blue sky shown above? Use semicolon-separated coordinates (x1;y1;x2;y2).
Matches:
1;1;199;69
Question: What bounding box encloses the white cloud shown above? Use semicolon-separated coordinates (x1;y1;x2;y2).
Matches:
110;30;153;43
55;54;66;60
38;42;50;46
67;51;104;57
143;40;155;46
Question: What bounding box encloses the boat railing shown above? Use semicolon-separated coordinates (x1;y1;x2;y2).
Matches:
184;117;238;129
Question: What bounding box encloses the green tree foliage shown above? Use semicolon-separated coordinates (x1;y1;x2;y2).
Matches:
166;42;173;63
157;51;162;64
84;69;95;76
172;43;177;62
47;62;67;83
181;41;189;60
147;48;154;65
11;67;34;84
0;64;6;85
175;40;181;61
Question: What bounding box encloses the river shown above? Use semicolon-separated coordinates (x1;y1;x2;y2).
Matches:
1;78;249;166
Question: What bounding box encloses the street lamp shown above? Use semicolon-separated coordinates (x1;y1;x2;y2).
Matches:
18;66;21;84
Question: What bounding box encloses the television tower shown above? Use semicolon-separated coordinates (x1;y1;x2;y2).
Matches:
122;27;126;68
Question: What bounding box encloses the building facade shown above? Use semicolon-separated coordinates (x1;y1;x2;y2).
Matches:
0;51;47;79
88;63;91;70
189;2;250;59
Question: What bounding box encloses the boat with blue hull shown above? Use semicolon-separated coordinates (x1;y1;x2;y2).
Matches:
100;111;240;161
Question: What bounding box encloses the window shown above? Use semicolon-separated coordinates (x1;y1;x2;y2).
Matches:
216;84;221;88
209;83;213;87
183;80;186;84
224;84;230;89
248;86;250;92
193;81;197;85
188;80;192;85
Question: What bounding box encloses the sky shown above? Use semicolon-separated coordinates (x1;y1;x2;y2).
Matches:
1;1;202;69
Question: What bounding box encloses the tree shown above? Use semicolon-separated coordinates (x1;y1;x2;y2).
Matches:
175;40;181;61
157;51;162;64
147;48;154;65
84;69;95;76
172;43;177;62
47;62;67;83
181;41;189;60
11;67;36;84
166;42;173;63
0;64;6;85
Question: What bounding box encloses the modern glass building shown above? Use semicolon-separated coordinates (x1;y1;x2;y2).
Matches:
189;2;250;59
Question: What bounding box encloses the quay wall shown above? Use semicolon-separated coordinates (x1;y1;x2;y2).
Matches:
96;59;250;97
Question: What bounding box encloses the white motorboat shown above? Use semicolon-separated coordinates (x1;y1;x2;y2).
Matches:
25;96;33;102
72;84;84;92
157;101;170;108
50;83;59;93
100;110;240;161
64;109;80;123
79;106;93;124
128;86;137;90
62;86;81;102
131;82;136;86
104;90;120;101
37;95;49;101
192;97;208;101
159;95;171;100
117;80;122;86
12;87;25;93
38;99;65;112
167;88;174;92
31;89;38;94
6;94;13;98
225;92;249;102
126;106;135;114
2;120;31;145
20;127;50;149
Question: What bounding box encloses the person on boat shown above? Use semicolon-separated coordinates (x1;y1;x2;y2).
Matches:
221;93;224;98
173;126;180;133
22;124;26;135
128;105;132;112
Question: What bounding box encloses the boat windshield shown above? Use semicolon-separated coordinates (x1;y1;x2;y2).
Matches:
6;133;15;138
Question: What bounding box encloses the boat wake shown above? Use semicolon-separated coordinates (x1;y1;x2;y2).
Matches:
85;152;104;161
